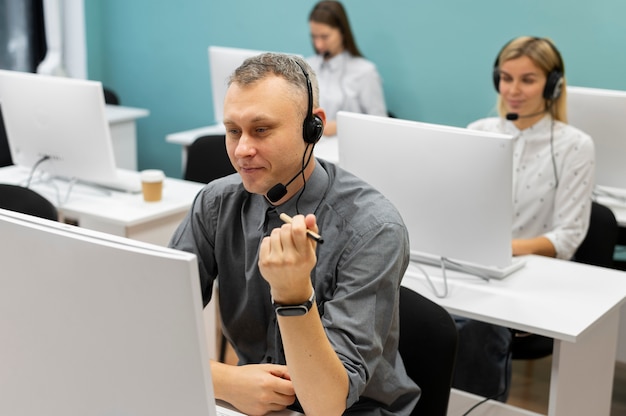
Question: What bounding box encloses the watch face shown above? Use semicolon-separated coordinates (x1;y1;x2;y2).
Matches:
276;306;309;316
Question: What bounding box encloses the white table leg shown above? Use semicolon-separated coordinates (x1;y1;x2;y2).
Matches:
548;307;619;416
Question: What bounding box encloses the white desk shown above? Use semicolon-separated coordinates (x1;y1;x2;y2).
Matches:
106;105;150;171
0;165;203;246
217;400;301;415
402;255;626;416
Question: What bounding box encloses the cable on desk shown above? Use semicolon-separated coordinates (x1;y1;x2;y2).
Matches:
25;155;50;188
441;257;491;282
413;260;449;298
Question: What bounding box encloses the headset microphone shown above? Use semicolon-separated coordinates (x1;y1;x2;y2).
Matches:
266;166;307;203
505;104;554;121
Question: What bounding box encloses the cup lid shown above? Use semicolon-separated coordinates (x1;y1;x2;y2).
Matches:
140;169;165;182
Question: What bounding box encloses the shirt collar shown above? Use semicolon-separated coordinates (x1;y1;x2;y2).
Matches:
253;159;330;232
503;114;552;135
321;50;349;72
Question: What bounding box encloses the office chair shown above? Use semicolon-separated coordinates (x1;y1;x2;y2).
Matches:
103;87;120;105
398;286;458;416
572;201;619;268
0;184;58;221
0;105;13;167
184;135;236;184
512;201;619;361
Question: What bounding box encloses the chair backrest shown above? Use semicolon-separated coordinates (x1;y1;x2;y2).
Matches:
0;184;58;221
0;105;13;167
398;286;458;416
103;87;120;105
184;135;236;184
573;201;619;268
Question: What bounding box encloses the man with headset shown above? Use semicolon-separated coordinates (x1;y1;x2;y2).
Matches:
169;53;418;415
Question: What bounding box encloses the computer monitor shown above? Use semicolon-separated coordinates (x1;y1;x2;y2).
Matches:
209;46;266;124
337;112;520;278
0;208;217;416
567;85;626;190
0;69;140;192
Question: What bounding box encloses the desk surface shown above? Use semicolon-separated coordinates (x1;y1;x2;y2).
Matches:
105;104;150;123
404;255;626;415
166;123;226;146
0;165;204;227
403;254;626;343
217;401;300;416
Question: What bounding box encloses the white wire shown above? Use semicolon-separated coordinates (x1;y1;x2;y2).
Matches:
412;260;449;298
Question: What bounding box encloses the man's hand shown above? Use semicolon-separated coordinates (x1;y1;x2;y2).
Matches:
213;363;296;416
259;214;319;304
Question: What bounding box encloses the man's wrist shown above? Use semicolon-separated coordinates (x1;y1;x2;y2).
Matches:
272;289;316;317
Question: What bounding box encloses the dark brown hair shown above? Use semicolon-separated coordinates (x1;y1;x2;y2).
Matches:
309;1;363;57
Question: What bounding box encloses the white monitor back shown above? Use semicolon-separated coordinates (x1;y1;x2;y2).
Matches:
567;85;626;189
209;46;266;124
337;112;515;269
0;209;216;416
0;70;121;185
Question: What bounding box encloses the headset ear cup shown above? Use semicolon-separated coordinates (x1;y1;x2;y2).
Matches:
543;70;564;100
304;115;324;144
492;67;501;93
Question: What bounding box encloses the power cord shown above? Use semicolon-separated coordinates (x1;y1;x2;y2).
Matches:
441;257;491;283
413;256;492;299
412;261;448;298
26;155;50;188
460;330;513;415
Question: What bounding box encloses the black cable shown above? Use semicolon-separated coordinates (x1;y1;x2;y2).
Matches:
26;155;50;188
294;143;315;215
460;331;513;415
549;118;559;188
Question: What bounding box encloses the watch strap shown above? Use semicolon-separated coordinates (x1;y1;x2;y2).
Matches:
272;290;316;316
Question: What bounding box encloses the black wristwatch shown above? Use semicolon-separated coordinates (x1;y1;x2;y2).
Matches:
273;291;316;317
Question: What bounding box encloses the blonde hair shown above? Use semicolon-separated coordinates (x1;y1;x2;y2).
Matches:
494;36;568;123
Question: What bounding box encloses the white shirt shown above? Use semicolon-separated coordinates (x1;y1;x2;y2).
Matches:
468;116;595;260
307;51;387;121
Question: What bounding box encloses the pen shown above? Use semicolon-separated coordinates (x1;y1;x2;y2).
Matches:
279;213;324;244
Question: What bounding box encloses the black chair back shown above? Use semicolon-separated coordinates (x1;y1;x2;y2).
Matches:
398;286;458;416
0;105;14;167
184;135;236;184
572;201;619;268
0;184;58;221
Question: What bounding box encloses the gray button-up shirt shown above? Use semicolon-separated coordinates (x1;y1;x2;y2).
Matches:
169;159;419;415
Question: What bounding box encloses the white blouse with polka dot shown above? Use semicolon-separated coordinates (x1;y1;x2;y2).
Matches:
468;115;595;260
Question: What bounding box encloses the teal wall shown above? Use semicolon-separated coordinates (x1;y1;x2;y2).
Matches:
84;0;626;178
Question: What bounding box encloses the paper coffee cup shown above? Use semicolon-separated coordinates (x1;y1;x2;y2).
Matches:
140;169;165;202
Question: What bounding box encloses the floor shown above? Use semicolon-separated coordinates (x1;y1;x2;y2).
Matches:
507;355;626;415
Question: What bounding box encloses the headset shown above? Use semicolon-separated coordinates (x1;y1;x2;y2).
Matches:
265;59;323;203
294;60;324;144
492;37;564;101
